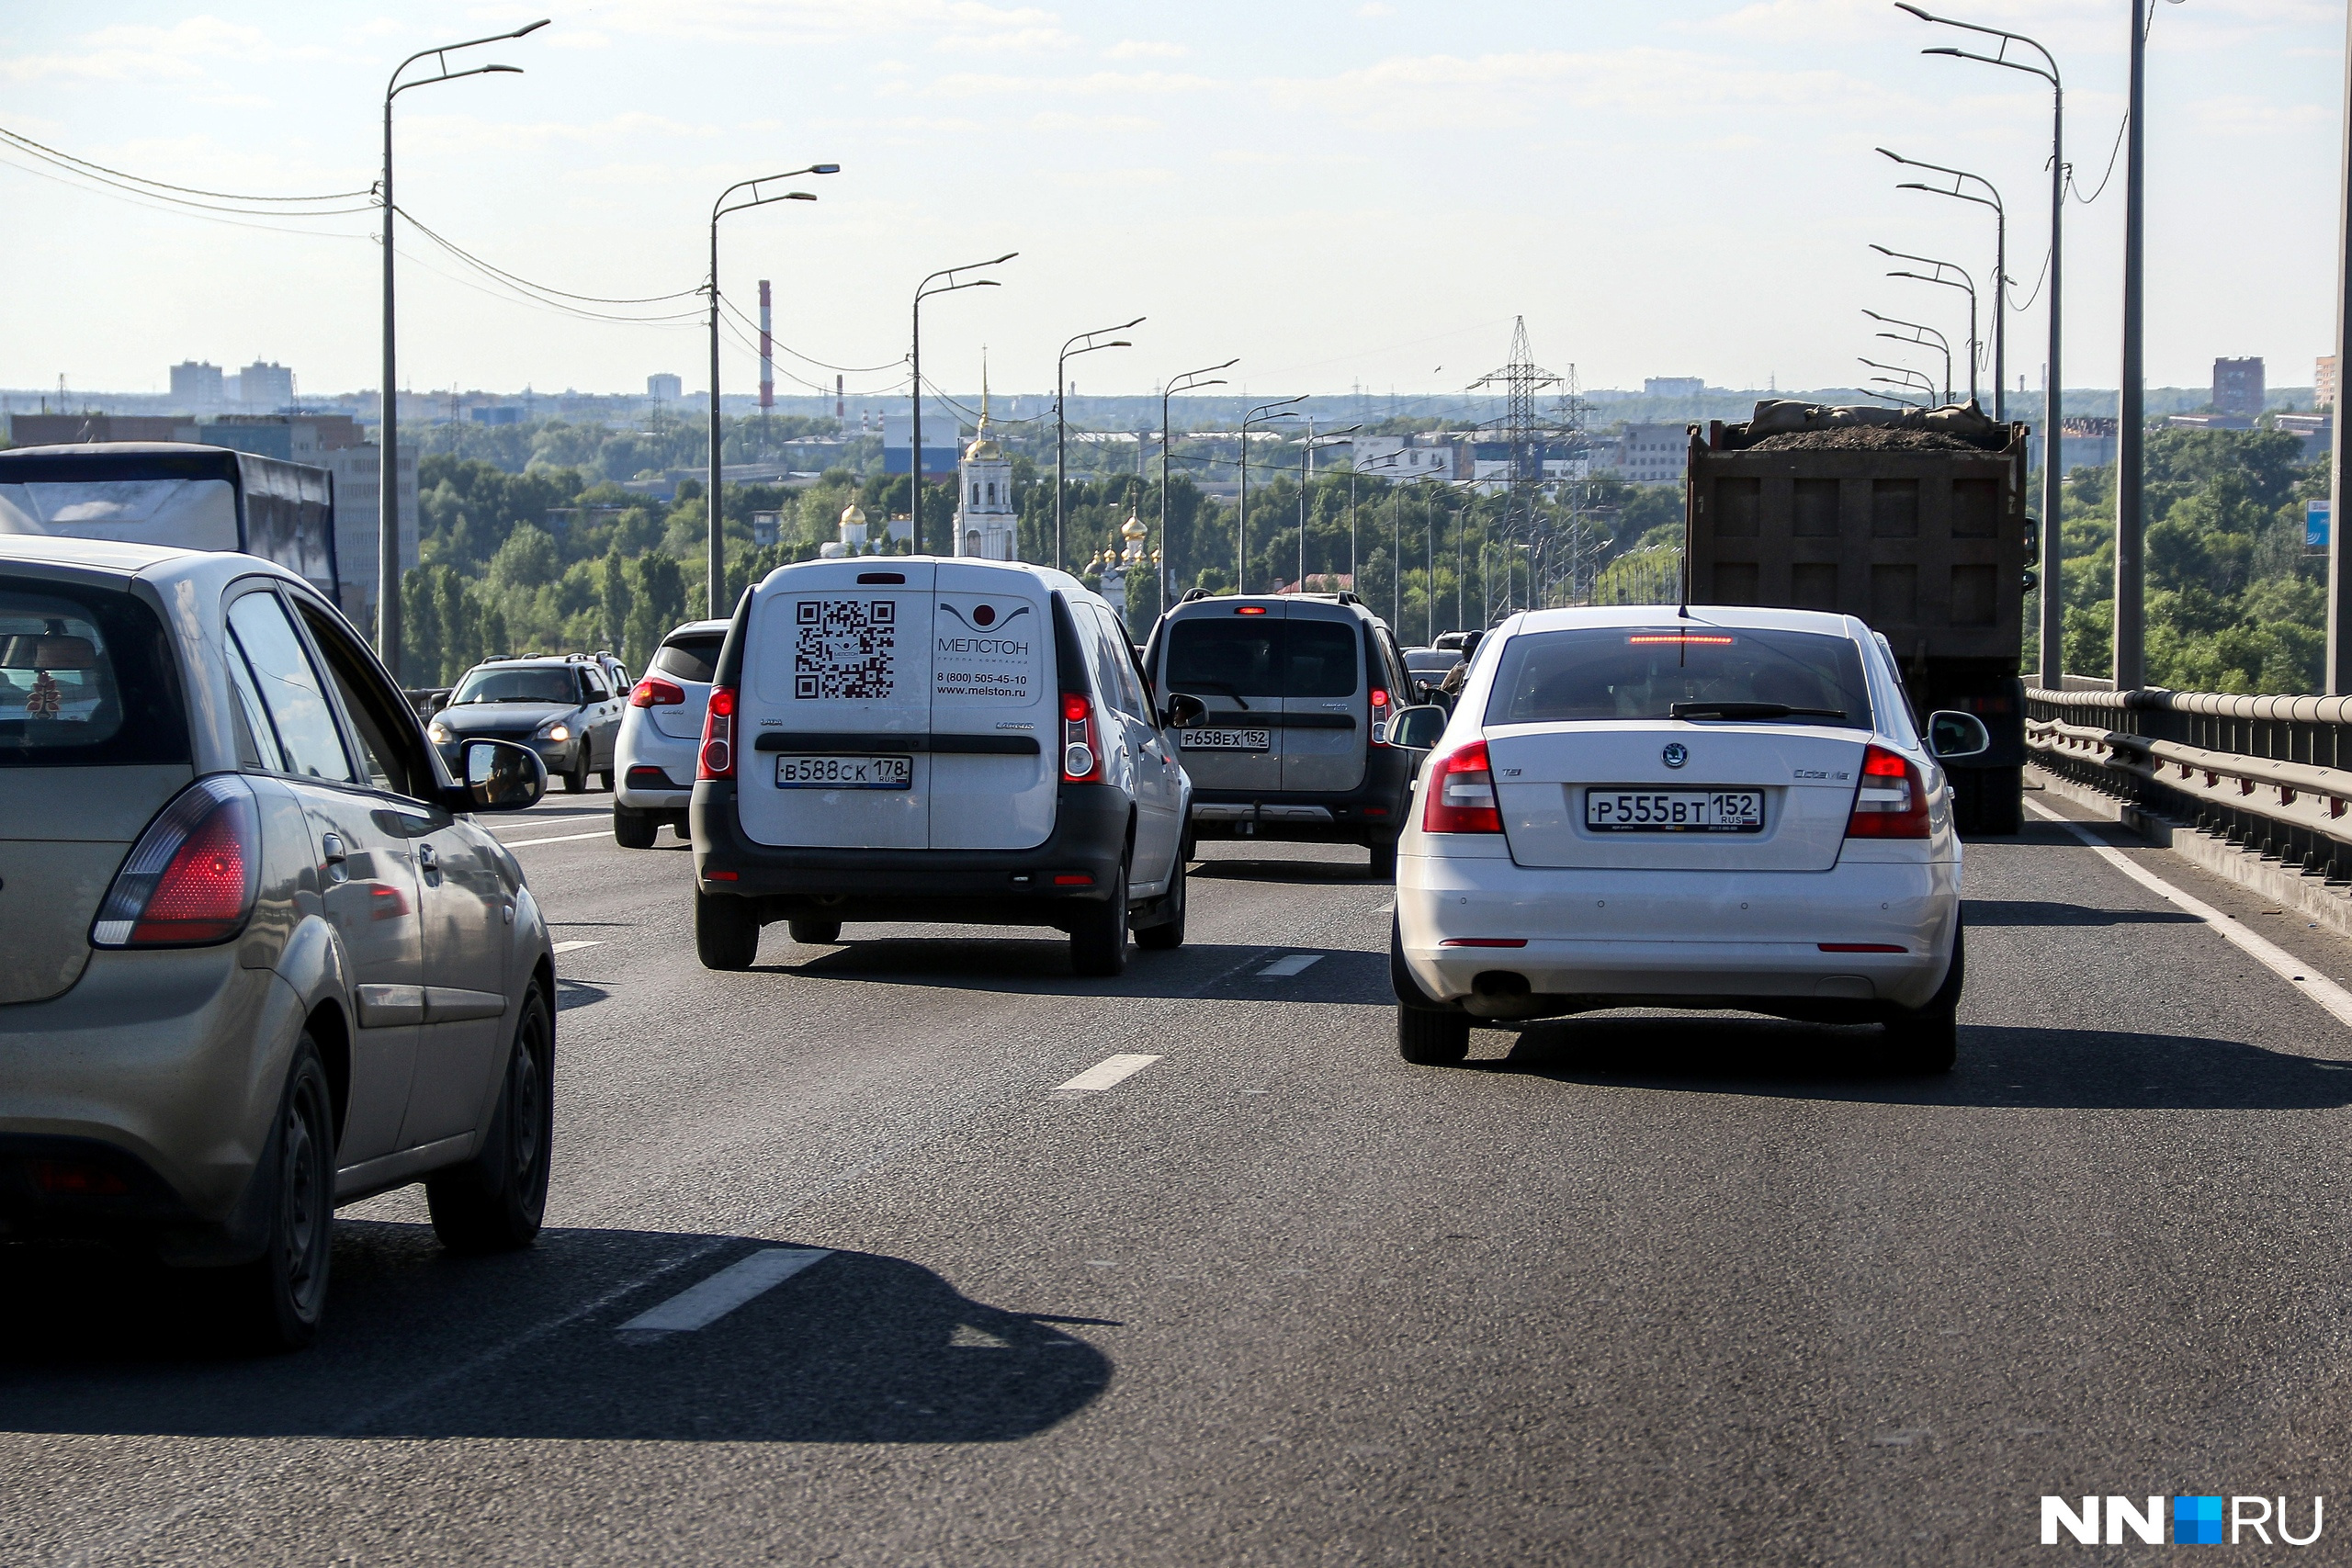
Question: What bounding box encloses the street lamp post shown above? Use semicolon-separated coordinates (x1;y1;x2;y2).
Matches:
707;165;835;616
1860;357;1941;408
1871;243;1978;404
1237;398;1305;594
1298;423;1361;592
1159;358;1236;612
1899;0;2063;688
1880;147;2007;419
1863;310;1955;404
1057;319;1142;572
911;254;1014;557
379;17;547;680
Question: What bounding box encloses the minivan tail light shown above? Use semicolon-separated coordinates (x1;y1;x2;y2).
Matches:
1061;690;1101;783
1369;685;1393;745
698;685;737;780
1845;744;1928;839
1421;739;1501;833
631;677;684;708
92;775;261;947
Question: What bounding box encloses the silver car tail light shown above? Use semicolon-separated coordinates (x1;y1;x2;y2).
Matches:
1845;744;1929;839
91;774;262;948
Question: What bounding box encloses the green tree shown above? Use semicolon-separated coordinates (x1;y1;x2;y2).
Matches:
601;545;632;652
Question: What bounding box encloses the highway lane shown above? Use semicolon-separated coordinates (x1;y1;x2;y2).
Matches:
9;779;2352;1563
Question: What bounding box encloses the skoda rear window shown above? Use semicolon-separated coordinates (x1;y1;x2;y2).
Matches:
452;666;576;705
1167;617;1359;700
1485;626;1871;729
0;575;188;766
652;633;724;684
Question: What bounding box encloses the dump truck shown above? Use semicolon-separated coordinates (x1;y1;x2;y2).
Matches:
1683;400;2032;834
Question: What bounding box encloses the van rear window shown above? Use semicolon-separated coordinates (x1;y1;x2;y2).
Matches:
0;575;188;766
652;633;724;684
1166;617;1359;699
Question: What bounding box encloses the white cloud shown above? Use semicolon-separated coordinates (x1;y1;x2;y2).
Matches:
926;68;1217;99
0;16;281;83
931;26;1080;54
598;0;1069;48
1357;3;1396;15
1027;110;1159;134
2191;95;2333;136
1103;39;1190;60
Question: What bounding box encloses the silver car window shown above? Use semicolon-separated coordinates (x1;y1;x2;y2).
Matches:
226;591;354;782
224;639;283;772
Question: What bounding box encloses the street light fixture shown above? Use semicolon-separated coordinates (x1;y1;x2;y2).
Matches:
1897;0;2064;688
707;164;836;616
1237;398;1305;594
1159;358;1237;611
1057;318;1143;572
1859;357;1940;408
1871;243;1977;404
1298;424;1361;592
1880;147;2008;419
378;16;548;678
1863;310;1954;404
911;253;1015;555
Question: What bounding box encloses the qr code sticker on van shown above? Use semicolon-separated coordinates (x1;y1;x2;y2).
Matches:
793;598;896;700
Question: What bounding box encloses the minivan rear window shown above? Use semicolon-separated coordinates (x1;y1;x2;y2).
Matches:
1485;626;1871;728
0;574;187;766
1167;616;1359;699
652;633;724;684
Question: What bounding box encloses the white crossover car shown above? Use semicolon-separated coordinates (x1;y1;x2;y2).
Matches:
1389;605;1988;1071
613;619;727;848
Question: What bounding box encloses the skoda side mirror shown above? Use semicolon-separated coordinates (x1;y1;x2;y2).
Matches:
1388;704;1447;751
1926;710;1991;761
1163;693;1208;729
461;738;548;811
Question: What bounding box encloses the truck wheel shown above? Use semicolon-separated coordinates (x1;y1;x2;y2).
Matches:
220;1038;335;1352
1069;862;1129;977
1136;856;1186;951
426;989;554;1254
613;805;657;849
787;916;842;945
695;889;760;970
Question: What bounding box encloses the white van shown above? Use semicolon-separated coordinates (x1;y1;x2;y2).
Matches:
688;558;1197;976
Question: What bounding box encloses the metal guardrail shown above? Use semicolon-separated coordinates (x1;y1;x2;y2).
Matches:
2025;686;2352;880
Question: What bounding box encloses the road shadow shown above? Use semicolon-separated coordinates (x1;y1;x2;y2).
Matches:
1964;899;2199;928
0;1224;1111;1445
1190;853;1385;887
554;977;610;1012
775;938;1390;1004
1473;1017;2352;1111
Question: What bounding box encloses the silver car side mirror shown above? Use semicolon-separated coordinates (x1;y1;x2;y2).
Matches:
1926;710;1991;761
463;738;548;811
1387;704;1447;751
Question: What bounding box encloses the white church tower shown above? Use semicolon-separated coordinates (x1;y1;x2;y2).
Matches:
955;362;1018;560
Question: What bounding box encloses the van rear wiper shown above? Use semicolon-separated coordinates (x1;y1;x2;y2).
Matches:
1668;702;1847;721
1178;682;1250;711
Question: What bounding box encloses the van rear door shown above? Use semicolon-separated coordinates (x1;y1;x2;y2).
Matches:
1279;606;1366;792
1161;604;1283;794
736;560;934;850
929;561;1055;850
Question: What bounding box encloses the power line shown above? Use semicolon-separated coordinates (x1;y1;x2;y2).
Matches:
394;207;701;309
0;150;377;239
0;123;373;204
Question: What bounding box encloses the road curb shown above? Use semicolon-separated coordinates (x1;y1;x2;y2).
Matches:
2026;763;2352;942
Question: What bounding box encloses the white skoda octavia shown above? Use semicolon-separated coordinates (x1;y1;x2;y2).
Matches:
1389;605;1987;1072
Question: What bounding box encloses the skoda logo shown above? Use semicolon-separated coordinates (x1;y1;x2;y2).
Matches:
1662;742;1689;770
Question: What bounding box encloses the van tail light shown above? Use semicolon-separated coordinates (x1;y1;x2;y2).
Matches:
631;677;684;708
698;685;737;780
1421;739;1502;833
92;775;261;948
1369;685;1394;745
1845;744;1929;839
1061;689;1102;783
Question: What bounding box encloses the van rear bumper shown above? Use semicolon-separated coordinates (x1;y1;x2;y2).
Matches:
1187;743;1417;843
690;780;1132;921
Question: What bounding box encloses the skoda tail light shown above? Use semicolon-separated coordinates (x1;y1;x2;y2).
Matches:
1846;744;1929;839
698;686;737;780
1421;739;1502;833
1061;690;1102;783
92;775;262;948
631;677;684;708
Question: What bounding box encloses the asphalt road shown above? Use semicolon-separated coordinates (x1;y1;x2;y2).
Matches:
8;773;2352;1564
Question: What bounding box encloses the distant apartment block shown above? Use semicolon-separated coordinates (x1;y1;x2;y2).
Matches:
6;413;182;446
169;361;224;404
1644;377;1706;399
1351;435;1463;482
1597;423;1692;487
648;373;684;402
2212;356;2265;417
239;360;295;409
2320;355;2337;411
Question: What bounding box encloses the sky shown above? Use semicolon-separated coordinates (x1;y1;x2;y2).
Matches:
0;0;2341;402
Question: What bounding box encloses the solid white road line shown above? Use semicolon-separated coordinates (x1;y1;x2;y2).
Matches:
616;1247;834;1337
1258;953;1324;977
1052;1054;1162;1095
550;940;604;954
500;829;612;849
2027;797;2352;1030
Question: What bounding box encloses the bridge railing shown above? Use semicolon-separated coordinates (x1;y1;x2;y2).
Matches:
2025;687;2352;882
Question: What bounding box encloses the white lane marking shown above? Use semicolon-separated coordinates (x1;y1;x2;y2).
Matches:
1052;1054;1161;1094
500;829;612;849
1258;953;1324;977
616;1247;834;1337
2028;798;2352;1029
550;940;604;954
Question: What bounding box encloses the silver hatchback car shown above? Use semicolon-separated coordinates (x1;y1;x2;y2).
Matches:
0;538;557;1348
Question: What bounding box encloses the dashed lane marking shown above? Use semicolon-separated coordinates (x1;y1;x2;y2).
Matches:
1257;953;1324;977
550;940;605;954
616;1247;834;1339
1051;1054;1162;1095
500;829;612;849
2027;797;2352;1030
